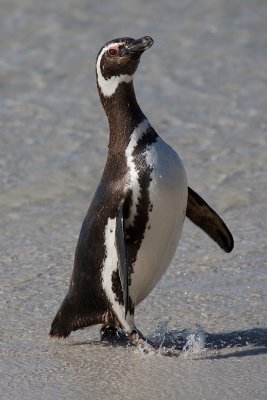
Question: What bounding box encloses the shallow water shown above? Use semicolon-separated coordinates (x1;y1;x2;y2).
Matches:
1;0;267;399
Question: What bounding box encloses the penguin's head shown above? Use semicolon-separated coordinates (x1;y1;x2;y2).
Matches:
96;36;154;98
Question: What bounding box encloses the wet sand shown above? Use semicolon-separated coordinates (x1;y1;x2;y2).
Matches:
1;0;267;399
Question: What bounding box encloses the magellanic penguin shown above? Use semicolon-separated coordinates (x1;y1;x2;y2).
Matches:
50;36;234;351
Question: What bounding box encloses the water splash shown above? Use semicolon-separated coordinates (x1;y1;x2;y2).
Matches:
147;322;206;355
148;321;170;347
182;325;206;355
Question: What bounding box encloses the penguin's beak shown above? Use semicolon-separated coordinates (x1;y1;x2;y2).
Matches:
123;36;154;56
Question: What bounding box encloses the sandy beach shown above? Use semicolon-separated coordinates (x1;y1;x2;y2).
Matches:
1;0;267;399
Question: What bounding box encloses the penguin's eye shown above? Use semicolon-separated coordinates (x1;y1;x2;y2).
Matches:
108;47;118;56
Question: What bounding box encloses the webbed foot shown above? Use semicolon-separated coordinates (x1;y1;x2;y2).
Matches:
127;329;173;355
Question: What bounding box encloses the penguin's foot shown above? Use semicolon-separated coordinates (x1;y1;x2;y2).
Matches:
127;329;173;356
100;326;173;355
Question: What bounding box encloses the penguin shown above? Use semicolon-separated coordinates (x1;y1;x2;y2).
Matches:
50;36;234;350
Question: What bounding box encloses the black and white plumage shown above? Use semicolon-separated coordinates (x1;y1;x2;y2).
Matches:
50;36;234;350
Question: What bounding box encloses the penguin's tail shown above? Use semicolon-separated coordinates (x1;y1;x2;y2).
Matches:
50;297;80;338
50;295;105;338
50;313;72;338
50;306;73;338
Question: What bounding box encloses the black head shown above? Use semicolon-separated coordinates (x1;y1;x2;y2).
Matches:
96;36;154;97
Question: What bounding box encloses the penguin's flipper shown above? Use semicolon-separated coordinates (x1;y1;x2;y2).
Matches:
186;186;234;253
115;200;129;318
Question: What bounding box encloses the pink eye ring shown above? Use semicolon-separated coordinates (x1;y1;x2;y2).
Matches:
108;47;119;56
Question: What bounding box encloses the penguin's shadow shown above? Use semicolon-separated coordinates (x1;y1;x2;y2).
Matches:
162;326;267;359
202;327;267;359
71;325;267;358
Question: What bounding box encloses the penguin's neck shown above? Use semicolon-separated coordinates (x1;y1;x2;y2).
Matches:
98;81;146;153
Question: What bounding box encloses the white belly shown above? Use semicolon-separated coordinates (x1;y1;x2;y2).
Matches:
129;136;188;305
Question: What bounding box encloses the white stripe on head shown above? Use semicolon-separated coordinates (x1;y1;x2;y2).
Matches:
96;43;133;98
